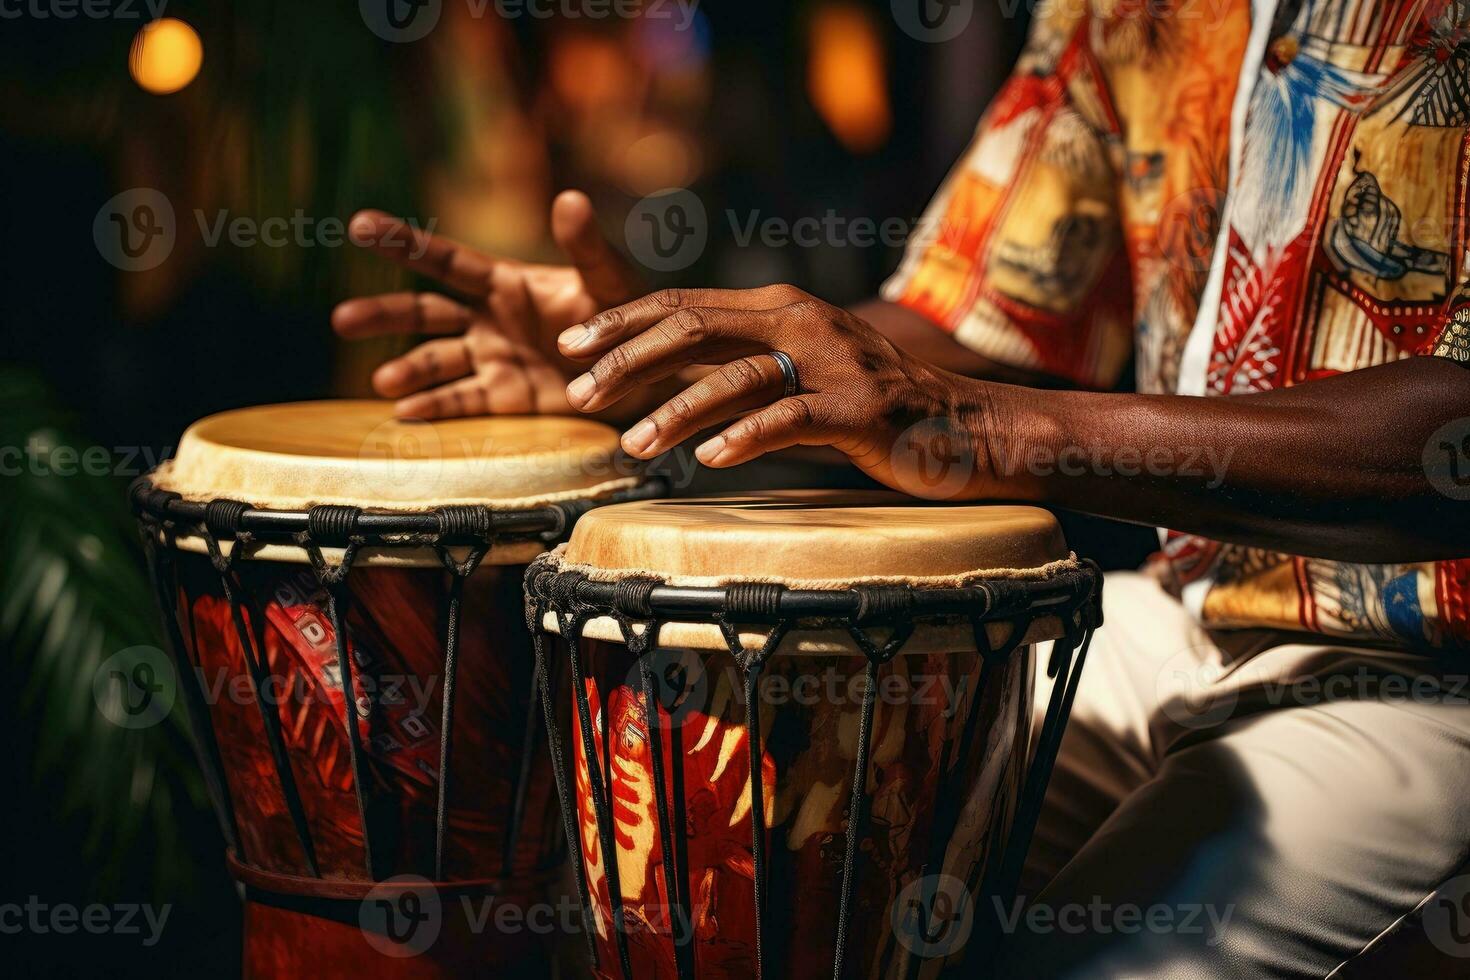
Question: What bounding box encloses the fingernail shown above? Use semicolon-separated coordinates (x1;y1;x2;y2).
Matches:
559;325;590;350
695;436;727;464
566;373;596;407
622;419;657;455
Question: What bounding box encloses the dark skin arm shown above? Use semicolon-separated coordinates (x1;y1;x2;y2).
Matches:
557;285;1470;563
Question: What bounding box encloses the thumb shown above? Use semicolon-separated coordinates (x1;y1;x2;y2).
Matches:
552;189;641;307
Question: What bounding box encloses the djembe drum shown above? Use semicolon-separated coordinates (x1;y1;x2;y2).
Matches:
523;491;1101;979
130;401;661;977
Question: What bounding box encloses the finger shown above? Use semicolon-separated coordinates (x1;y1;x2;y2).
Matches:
620;355;785;458
566;305;795;412
558;283;807;359
372;338;472;398
347;210;499;299
694;396;846;468
525;360;574;414
394;364;535;419
551;189;641;308
487;264;539;348
479;359;537;415
332;292;474;338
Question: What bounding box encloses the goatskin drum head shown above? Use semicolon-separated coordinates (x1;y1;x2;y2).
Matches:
150;400;636;510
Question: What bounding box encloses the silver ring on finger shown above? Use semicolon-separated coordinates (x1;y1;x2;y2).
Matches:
769;349;799;399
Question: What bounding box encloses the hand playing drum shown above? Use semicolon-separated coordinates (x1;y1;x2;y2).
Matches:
332;191;643;419
556;285;1005;500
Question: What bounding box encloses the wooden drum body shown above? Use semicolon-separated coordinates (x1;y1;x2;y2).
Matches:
132;401;659;978
524;492;1101;979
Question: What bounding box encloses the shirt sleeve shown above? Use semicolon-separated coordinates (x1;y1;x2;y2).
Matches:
882;6;1134;389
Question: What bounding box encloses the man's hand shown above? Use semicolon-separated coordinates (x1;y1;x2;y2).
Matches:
331;190;641;418
556;284;999;498
558;284;1470;563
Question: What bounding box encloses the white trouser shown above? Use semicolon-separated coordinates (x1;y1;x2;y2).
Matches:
996;572;1470;978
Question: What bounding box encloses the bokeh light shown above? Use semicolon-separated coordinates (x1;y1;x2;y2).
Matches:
807;4;891;154
129;18;203;96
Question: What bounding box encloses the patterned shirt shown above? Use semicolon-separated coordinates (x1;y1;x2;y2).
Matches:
884;0;1470;650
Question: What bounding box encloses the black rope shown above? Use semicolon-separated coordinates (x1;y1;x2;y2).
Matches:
714;616;788;980
432;530;489;881
832;653;879;980
521;554;1105;979
295;507;381;879
503;645;543;880
201;526;320;877
900;631;996;980
307;504;361;547
993;624;1094;905
639;655;695;980
614;578;659;619
526;596;600;967
139;520;242;857
854;585;914;624
609;592;694;978
725;581;785;619
566;613;635;980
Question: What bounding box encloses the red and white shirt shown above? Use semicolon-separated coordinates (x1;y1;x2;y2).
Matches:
885;0;1470;649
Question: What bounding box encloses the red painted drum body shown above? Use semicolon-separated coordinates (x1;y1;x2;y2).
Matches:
567;635;1030;978
133;401;657;977
523;492;1102;979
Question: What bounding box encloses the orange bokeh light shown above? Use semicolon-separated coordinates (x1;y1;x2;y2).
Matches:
807;4;891;154
129;18;203;96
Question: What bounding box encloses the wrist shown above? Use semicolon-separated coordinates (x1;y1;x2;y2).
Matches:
954;378;1065;502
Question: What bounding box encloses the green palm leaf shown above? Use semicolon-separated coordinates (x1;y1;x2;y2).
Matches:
0;367;208;901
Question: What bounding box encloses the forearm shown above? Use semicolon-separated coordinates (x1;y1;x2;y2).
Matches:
968;357;1470;562
854;298;1067;386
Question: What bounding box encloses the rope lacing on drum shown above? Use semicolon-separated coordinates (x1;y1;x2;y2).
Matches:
523;565;602;968
428;505;493;880
609;577;697;979
522;553;1106;980
193;498;322;878
713;599;789;980
133;478;658;898
132;487;242;859
290;505;388;880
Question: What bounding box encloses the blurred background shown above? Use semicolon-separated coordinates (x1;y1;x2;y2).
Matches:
0;1;1071;973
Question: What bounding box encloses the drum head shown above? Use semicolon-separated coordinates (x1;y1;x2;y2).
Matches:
561;489;1070;586
151;400;636;510
551;490;1077;653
